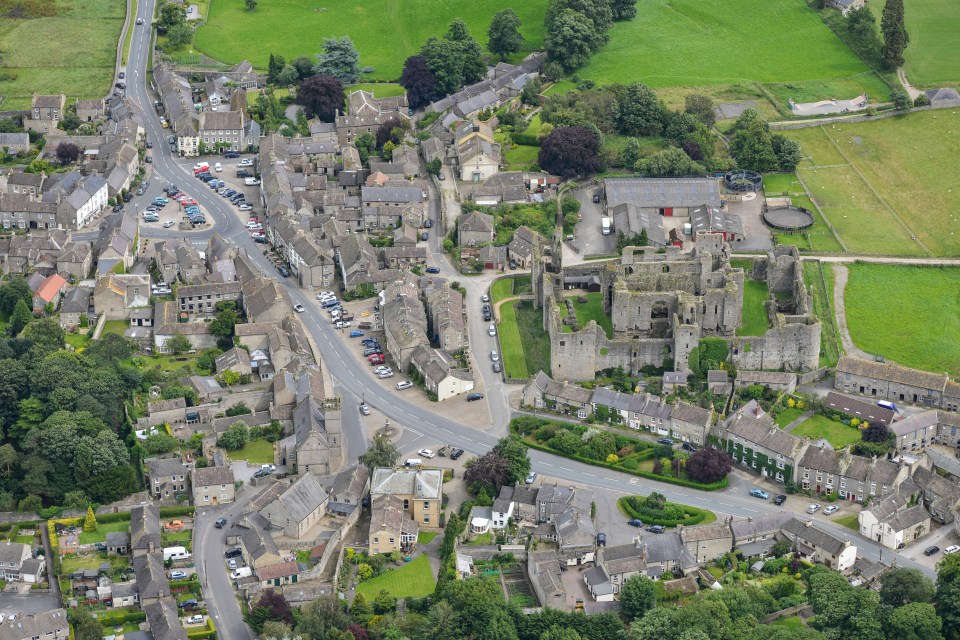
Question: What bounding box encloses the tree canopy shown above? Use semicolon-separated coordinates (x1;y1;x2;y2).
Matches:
315;36;362;85
538;126;602;178
296;74;346;122
488;9;524;62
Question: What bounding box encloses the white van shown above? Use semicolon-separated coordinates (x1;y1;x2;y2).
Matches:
214;162;222;172
403;458;423;468
244;177;261;186
231;567;253;579
163;546;192;562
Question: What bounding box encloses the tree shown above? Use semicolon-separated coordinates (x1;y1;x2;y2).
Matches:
617;83;666;137
245;0;257;10
0;277;31;315
351;591;371;618
546;0;613;52
879;567;934;607
358;432;400;471
277;65;299;86
880;0;909;70
74;430;130;480
636;147;705;177
729;110;778;172
684;94;716;127
375;116;408;149
399;55;437;109
354;132;376;165
210;308;239;340
463;451;513;494
686;447;733;484
890;88;911;110
143;432;179;454
159;2;186;28
488;9;524;62
936;552;960;640
771;134;803;171
62;490;90;511
55;142;80;165
257;590;294;626
166;24;193;50
620;575;657;620
544;9;596;73
538;126;602;179
296;74;345;122
83;506;98;532
540;626;582;640
73;609;106;640
315;36;362;84
218;422;250;450
291;56;316;80
268;54;287;84
219;369;241;387
426;157;442;176
165;334;192;355
847;7;879;49
420;20;486;97
610;0;638;21
885;602;942;640
491;436;531;485
9;299;32;336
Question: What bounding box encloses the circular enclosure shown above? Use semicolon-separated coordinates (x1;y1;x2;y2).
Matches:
724;169;763;192
763;206;815;230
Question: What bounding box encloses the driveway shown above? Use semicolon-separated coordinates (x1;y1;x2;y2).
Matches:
565;186;616;264
728;195;773;252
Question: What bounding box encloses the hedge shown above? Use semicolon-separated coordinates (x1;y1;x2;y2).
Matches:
187;618;216;639
511;132;541;146
160;506;196;517
514;426;729;491
96;512;133;525
95;610;147;625
617;496;715;527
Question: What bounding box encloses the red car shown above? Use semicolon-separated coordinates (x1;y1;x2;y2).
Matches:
369;355;385;365
180;199;197;206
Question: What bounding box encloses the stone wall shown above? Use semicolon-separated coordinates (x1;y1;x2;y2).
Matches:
733;316;821;372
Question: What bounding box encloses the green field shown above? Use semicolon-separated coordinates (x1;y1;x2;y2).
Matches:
195;0;548;79
345;83;406;98
870;0;960;87
355;554;435;600
737;280;770;337
844;264;960;377
791;415;861;449
570;292;612;338
497;301;550;380
0;0;126;110
786;111;960;256
231;438;275;464
577;0;878;96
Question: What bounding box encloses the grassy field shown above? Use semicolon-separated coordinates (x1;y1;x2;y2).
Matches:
490;277;515;305
231;438;275;464
345;83;406;98
870;0;960;87
571;292;612;338
844;264;960;377
791;415;861;448
737;280;770;337
577;0;878;96
195;0;548;79
0;0;126;110
356;554;435;600
498;301;550;380
803;261;841;368
786;111;960;256
78;520;130;545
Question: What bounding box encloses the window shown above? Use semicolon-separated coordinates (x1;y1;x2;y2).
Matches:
373;537;379;544
423;501;430;510
204;496;209;502
389;538;395;544
424;515;430;523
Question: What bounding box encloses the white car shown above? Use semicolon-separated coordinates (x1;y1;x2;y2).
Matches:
335;320;352;328
946;545;960;555
136;17;144;24
186;615;204;625
261;464;276;472
823;505;839;515
318;290;335;298
806;504;821;514
488;324;497;336
238;158;253;167
490;350;500;362
377;370;394;379
481;294;489;302
293;303;305;313
396;381;413;390
245;221;261;229
163;220;175;228
238;204;253;211
359;403;371;416
374;366;391;374
418;448;436;459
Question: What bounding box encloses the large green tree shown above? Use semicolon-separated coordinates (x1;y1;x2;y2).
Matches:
616;83;666;137
620;575;657;621
420;19;486;97
358;432;400;471
546;0;613;52
936;552;960;640
543;9;597;72
880;0;909;70
885;602;942;640
610;0;637;20
0;277;31;315
491;436;531;485
488;9;524;62
9;299;32;336
315;36;362;85
880;567;935;607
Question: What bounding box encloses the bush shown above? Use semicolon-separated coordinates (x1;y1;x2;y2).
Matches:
618;495;713;527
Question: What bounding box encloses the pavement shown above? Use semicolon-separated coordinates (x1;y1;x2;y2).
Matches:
564;185;616;265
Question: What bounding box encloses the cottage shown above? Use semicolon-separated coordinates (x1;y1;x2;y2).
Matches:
720;402;808;484
424;284;467;351
454;120;500;182
130;504;162;556
457;210;495;246
409;346;475;401
798;443;840;496
858;493;931;550
153;301;217;353
145;457;189;501
143;598;188;640
32;273;67;313
328;464;370;516
731;512;793;557
258;560;301;588
239;519;284;569
824;391;895;426
93;273;151;320
669;402;712;446
837;451;907;503
891;410;939;452
834;355;952;409
257;473;329;539
677;522;733;564
131;552;171;605
191;465;236;505
369;494;419;555
0;609;69;640
0;542;31;581
778;518;857;572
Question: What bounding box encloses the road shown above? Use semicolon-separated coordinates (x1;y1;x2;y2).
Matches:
120;10;937;634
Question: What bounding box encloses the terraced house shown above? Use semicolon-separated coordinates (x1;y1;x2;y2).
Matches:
719;401;807;484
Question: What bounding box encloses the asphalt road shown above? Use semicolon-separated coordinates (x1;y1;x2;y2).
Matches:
122;14;936;635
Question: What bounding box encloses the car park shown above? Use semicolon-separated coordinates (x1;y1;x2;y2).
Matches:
750;488;769;499
627;519;643;527
396;381;414;390
806;504;822;514
419;449;436;459
466;392;484;401
349;330;365;337
823;505;839;515
925;546;941;556
450;448;464;460
525;471;537;484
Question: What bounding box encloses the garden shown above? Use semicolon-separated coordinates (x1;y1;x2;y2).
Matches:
352;552;436;600
511;416;731;490
558;293;613;338
618;492;717;527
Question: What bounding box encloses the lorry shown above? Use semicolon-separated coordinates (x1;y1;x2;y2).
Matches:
601;217;612;235
163;546;192;562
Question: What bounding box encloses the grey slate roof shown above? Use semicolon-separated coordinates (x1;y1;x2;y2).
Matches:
130;504;161;551
779;517;850;556
690;205;743;237
824;392;895;426
891;410;939;437
132;552;169;601
371;468;443;499
604;178;721;209
269;472;328;524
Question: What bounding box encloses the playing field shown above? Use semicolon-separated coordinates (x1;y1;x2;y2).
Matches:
195;0;547;80
578;0;879;97
785;110;960;256
844;264;960;377
870;0;960;88
0;0;125;110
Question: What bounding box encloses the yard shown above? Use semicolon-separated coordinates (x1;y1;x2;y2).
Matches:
416;532;437;544
569;292;612;339
195;0;548;80
790;415;861;449
0;0;126;110
869;0;960;87
737;279;770;337
60;554;129;575
785;111;960;256
65;332;91;350
78;521;130;545
230;438;275;465
844;264;960;377
497;301;551;380
576;0;883;100
355;554;435;600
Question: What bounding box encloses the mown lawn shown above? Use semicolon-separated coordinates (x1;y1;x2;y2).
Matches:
78;520;130;545
791;415;861;449
737;279;770;337
571;292;612;338
0;0;125;110
845;264;960;377
869;0;960;87
345;83;406;98
490;278;515;305
578;0;875;91
834;514;859;531
497;301;528;379
231;438;275;465
195;0;548;80
786;111;960;256
775;407;806;428
498;301;551;380
356;554;435;600
417;531;437;544
65;332;91;350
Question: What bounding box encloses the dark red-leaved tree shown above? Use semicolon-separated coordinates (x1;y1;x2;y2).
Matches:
376;116;405;149
400;55;437;110
686;447;733;484
537;126;602;179
55;142;81;166
256;589;293;626
296;73;345;122
347;623;369;640
463;451;513;494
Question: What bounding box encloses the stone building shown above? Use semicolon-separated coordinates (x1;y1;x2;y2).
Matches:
370;467;443;527
718;401;808;485
834;356;960;410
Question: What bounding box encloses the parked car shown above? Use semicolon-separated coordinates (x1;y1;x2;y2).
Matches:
170;571;187;579
359;403;371;416
493;362;501;373
418;449;435;459
490;350;499;362
749;488;769;500
164;520;185;531
377;370;394;379
239;204;253;211
657;437;674;446
238;158;253;166
369;355;385;365
481;294;490;302
335;320;352;329
396;381;414;390
646;525;665;534
186;615;204;625
925;546;941;556
627;519;644;528
349;330;365;337
225;151;240;159
806;504;822;514
946;545;960;555
596;533;606;547
163;221;175;228
525;471;537;485
420;232;429;241
278;266;290;277
823;505;839;515
466;392;484;402
773;494;787;506
681;442;697;452
136;17;144;24
215;518;227;529
488;324;497;336
426;266;440;274
424;218;433;228
178;600;198;609
450;448;464;460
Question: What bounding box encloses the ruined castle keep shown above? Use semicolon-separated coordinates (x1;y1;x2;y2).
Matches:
537;236;820;382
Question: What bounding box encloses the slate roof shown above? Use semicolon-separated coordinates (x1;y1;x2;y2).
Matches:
60;286;91;314
192;465;235;487
330;465;370;503
891;410;939;437
266;473;329;525
369;493;419;538
690;205;743;237
885;505;930;532
835;356;948;391
0;609;69;640
824;392;894;426
0;542;29;566
106;531;130;547
458;210;494;233
130;504;161;551
643;532;697;569
371;468;443;500
361;186;425;204
724;411;805;459
604;178;721;209
799;444;840;474
671;401;712;426
610;203;667;245
132;552;169;601
779;517;850;556
591;387;633;412
241;521;280;562
730;512;793;541
600;542;645;576
144;598;188;640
